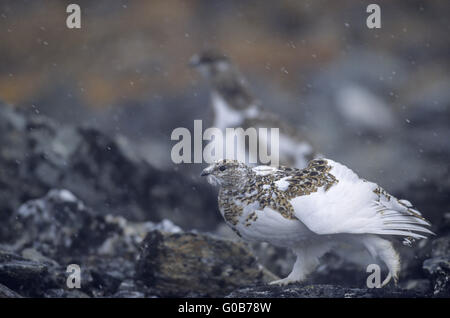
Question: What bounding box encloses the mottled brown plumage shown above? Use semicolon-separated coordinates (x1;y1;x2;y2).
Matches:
218;159;337;228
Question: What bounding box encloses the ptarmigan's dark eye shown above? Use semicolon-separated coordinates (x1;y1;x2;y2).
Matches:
219;165;226;172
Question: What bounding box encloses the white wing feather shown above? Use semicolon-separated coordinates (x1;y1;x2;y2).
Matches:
290;159;433;239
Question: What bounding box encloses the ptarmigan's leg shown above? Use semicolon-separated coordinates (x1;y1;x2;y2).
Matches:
269;242;332;286
361;235;400;287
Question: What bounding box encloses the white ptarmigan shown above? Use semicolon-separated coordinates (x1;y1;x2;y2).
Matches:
190;50;315;168
201;158;433;286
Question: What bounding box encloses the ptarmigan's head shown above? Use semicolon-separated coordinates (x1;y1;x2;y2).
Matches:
201;159;250;187
189;50;232;78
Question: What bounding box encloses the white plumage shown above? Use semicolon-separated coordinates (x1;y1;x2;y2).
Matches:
291;159;430;238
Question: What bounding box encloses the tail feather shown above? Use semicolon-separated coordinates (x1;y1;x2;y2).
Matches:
372;194;434;241
372;230;428;239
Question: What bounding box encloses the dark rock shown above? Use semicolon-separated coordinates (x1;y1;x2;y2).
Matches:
136;230;270;297
110;279;152;298
86;256;135;296
43;288;90;298
0;249;48;281
111;290;146;298
0;248;49;296
399;279;431;294
423;257;450;297
0;283;23;298
0;104;220;238
226;283;428;298
0;259;47;282
0;247;71;297
0;249;140;298
422;232;450;296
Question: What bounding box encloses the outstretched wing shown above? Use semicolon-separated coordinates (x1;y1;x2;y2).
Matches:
289;159;433;240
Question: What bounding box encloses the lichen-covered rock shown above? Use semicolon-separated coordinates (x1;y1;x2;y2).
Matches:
1;190;188;297
9;189;185;261
9;189;121;261
135;231;269;297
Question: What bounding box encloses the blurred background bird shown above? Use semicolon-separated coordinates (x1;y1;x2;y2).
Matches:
190;50;316;168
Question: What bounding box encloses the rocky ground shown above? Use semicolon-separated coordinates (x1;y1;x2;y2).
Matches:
0;104;449;298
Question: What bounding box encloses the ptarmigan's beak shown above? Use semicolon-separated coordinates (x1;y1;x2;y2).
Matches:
200;165;213;176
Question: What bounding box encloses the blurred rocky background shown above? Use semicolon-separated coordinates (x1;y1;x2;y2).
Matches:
0;0;449;297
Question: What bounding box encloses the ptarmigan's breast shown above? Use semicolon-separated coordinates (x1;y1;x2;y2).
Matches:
220;200;314;248
218;161;334;247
